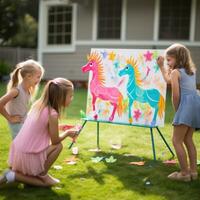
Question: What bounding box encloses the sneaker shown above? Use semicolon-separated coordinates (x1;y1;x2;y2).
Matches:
168;171;191;182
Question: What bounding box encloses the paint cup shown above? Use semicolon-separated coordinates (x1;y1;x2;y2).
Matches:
72;147;79;155
110;136;122;149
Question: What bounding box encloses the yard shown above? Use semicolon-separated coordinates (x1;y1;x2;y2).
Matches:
0;83;200;200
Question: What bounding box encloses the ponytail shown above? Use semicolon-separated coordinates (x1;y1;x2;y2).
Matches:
7;66;22;92
6;59;44;93
31;78;73;116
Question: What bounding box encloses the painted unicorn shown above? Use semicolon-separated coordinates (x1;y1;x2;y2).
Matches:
119;57;165;126
82;52;124;121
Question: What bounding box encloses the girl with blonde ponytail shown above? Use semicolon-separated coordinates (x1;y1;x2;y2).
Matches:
0;78;77;187
0;59;44;139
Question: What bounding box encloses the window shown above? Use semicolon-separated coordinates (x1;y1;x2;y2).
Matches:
97;0;122;39
159;0;191;40
48;5;72;45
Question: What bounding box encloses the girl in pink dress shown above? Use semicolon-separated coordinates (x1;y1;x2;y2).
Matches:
0;78;77;187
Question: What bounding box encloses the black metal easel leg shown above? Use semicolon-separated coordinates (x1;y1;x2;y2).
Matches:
150;128;156;161
155;127;175;158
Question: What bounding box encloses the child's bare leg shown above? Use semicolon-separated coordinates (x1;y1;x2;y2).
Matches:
42;143;63;175
184;127;197;173
15;172;54;187
172;125;190;175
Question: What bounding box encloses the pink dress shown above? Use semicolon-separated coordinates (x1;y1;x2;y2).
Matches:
9;107;58;176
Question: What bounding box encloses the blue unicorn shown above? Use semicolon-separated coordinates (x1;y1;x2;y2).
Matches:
119;57;165;126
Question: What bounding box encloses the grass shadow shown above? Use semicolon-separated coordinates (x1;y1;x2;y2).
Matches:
69;151;200;200
0;184;71;200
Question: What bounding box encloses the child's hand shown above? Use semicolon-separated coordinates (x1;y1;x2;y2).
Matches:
157;56;164;68
66;129;78;141
9;115;22;123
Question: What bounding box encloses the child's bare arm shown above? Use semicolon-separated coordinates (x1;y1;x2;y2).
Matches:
171;69;180;111
0;88;21;123
157;56;171;84
49;115;77;144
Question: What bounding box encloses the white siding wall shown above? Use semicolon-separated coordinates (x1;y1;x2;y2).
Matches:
40;0;200;83
42;45;200;83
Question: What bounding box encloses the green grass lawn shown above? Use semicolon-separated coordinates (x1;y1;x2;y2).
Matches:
0;83;200;200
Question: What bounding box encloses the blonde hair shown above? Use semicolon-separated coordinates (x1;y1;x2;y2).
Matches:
166;43;196;75
7;59;44;94
33;78;73;115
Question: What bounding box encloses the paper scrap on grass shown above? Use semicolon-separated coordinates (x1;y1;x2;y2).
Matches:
53;165;63;170
64;156;78;165
145;181;151;186
105;156;117;163
54;187;62;190
143;177;152;186
88;148;102;152
129;161;145;166
91;156;104;163
111;144;122;150
163;160;177;165
123;153;135;157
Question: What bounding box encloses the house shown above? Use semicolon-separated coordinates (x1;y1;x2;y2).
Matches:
38;0;200;83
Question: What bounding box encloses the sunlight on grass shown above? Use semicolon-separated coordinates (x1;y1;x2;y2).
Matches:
0;83;200;200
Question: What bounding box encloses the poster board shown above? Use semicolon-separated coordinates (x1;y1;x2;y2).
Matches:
81;49;166;127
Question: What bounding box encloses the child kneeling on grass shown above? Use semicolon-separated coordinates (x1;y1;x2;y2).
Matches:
0;78;77;187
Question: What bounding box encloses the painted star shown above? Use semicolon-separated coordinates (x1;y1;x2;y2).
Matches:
108;51;116;61
153;51;159;59
144;51;153;62
133;109;142;121
101;51;107;59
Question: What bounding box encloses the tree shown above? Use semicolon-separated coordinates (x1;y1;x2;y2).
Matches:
0;0;39;46
0;0;23;44
8;14;37;48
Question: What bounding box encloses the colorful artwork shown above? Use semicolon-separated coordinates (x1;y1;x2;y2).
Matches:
81;49;166;127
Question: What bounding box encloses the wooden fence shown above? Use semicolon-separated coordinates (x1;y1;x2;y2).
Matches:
0;47;37;67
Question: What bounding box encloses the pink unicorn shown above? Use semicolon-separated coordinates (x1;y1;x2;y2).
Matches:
82;52;124;121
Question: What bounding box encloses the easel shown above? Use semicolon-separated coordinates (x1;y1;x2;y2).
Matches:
69;119;175;161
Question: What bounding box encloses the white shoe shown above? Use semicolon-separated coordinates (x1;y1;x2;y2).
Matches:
0;169;15;185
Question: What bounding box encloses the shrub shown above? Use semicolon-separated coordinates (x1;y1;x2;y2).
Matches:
0;60;11;76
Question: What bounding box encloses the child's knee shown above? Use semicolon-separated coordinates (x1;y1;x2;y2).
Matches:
57;143;63;152
52;143;62;151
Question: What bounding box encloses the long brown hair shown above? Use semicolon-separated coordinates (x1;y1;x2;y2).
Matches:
7;59;44;94
166;43;196;75
33;78;73;115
